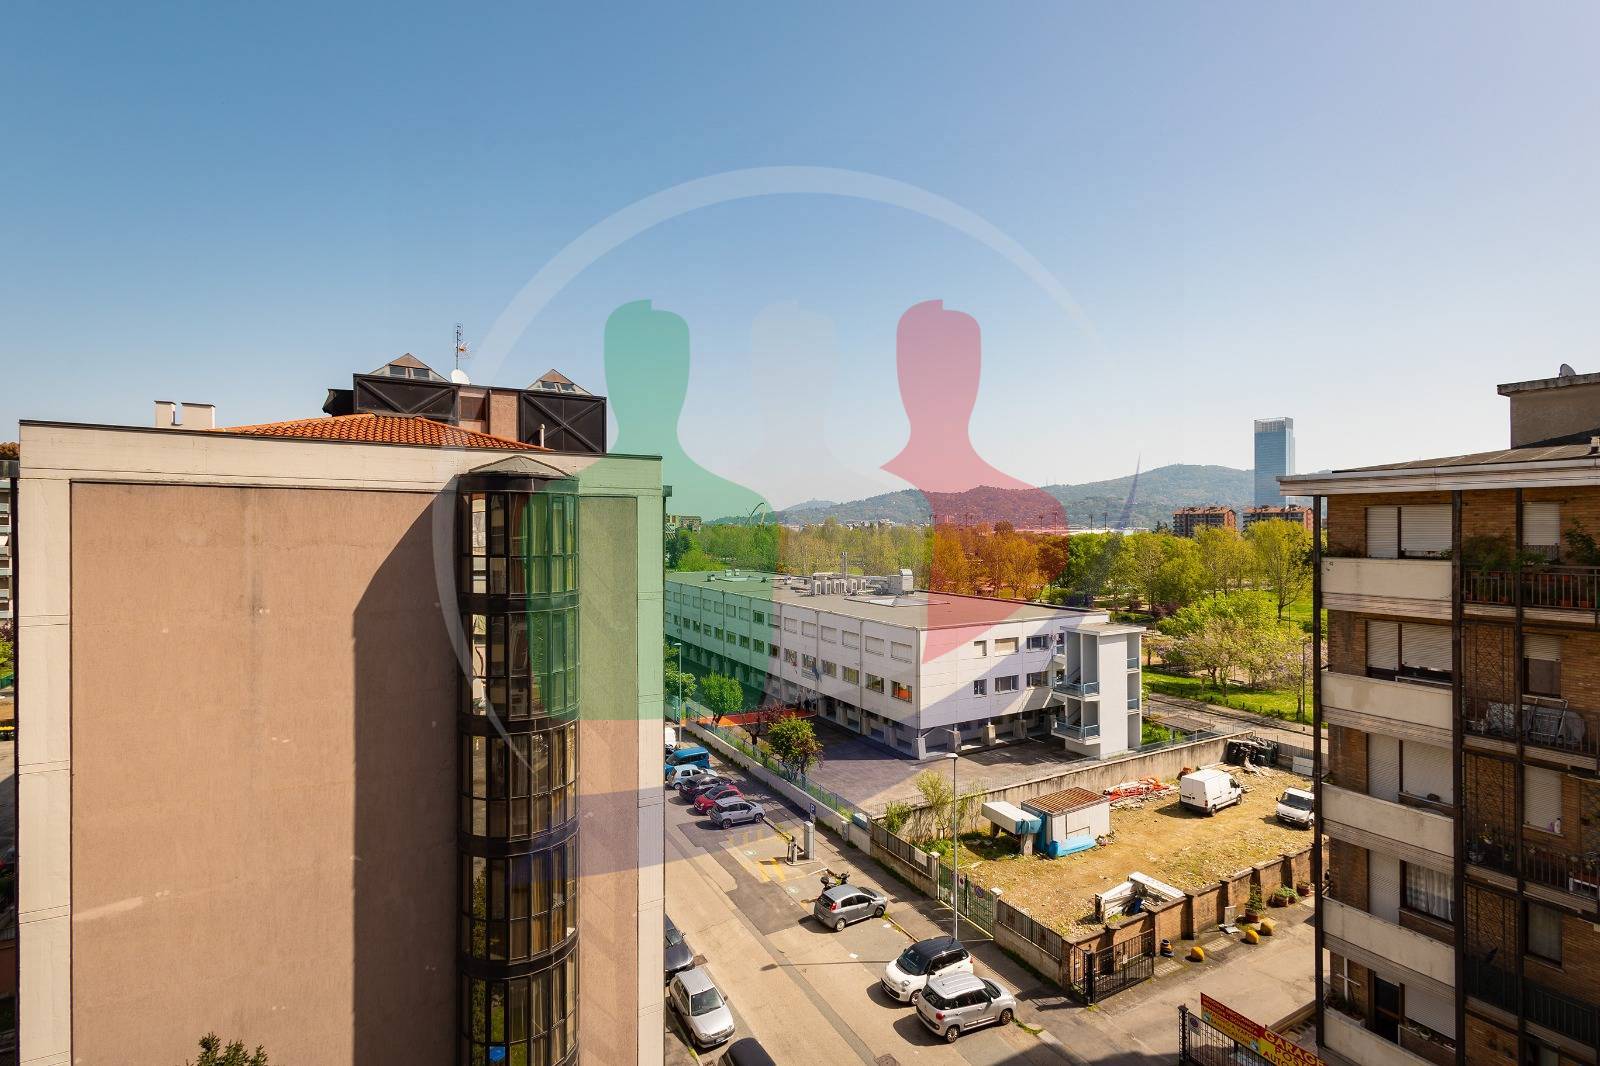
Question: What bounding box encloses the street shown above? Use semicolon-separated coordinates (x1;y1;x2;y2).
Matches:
663;755;1066;1066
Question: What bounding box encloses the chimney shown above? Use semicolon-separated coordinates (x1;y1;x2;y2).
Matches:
180;402;216;430
1499;369;1600;447
155;401;177;428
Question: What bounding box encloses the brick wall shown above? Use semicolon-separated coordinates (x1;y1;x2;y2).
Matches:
1326;492;1453;555
1464;752;1515;835
1329;487;1600;557
1328;840;1368;908
1329;724;1369;792
1555;628;1600;708
1187;883;1222;936
1327;610;1362;674
1465;883;1515;957
1464;1013;1518;1066
1524;910;1600;1003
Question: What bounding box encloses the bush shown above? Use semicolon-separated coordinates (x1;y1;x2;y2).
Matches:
882;801;912;835
1270;886;1298;907
1245;885;1265;917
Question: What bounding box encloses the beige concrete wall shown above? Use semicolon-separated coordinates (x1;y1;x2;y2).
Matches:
70;482;456;1065
1322;784;1454;860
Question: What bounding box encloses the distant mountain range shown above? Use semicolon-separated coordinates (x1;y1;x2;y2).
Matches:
766;464;1255;530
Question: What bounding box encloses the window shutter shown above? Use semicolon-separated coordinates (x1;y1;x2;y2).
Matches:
1369;850;1401;923
1367;621;1400;672
1526;633;1562;661
1401;624;1452;673
1524;502;1561;548
1524;766;1563;833
1405;986;1456;1039
1367;506;1399;559
1369;733;1401;803
1401;740;1453;803
1400;505;1451;557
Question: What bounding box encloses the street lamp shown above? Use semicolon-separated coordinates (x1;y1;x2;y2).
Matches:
946;750;960;942
670;640;685;725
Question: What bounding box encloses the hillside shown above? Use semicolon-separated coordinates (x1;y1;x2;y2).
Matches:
767;464;1253;530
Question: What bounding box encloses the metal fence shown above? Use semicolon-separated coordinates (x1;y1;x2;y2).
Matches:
1069;929;1156;1003
1179;1005;1273;1066
692;718;859;819
995;902;1067;961
936;865;997;934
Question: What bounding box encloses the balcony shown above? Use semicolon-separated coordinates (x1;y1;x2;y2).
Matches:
1323;670;1452;744
1464;822;1519;879
1323;557;1452;619
1324;1008;1439;1066
1051;717;1102;756
1463;565;1600;617
1323;784;1454;861
1465;958;1600;1049
1054;677;1100;699
1462;695;1600;764
1322;898;1456;988
1523;842;1600;911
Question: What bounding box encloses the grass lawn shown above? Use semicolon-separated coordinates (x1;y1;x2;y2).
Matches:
1143;668;1311;724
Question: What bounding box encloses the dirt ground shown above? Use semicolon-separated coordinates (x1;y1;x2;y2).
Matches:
949;766;1314;937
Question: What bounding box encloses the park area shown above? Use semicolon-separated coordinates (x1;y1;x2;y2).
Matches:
925;765;1314;938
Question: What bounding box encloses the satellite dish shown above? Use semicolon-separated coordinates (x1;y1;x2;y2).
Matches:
450;368;471;384
1560;363;1576;378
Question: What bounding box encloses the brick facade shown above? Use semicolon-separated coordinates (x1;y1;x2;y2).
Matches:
1328;724;1369;793
1464;1013;1519;1066
1328;839;1368;909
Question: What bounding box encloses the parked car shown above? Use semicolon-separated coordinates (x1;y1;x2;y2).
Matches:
811;884;888;931
664;915;695;980
678;773;728;799
1179;768;1244;816
722;1036;778;1066
1275;787;1315;828
915;972;1017;1043
668;967;735;1050
667;763;717;789
665;744;711;776
881;936;973;1003
710;796;765;828
693;783;743;814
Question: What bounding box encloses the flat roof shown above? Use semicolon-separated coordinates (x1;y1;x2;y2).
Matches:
665;570;1124;631
1022;786;1106;815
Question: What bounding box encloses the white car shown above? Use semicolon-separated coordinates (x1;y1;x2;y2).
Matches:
880;936;973;1004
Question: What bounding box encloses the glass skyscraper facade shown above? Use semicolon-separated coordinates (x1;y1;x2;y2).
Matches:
1253;417;1295;505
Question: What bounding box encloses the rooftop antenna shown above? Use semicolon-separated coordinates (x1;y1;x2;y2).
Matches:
450;323;472;384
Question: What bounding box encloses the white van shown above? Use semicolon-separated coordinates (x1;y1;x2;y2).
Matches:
1179;768;1243;816
1276;787;1315;828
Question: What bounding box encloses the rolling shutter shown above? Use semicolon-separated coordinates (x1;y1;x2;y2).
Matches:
1400;505;1451;557
1405;986;1456;1039
1526;633;1562;661
1524;502;1561;547
1367;621;1400;672
1367;507;1399;559
1401;624;1452;673
1524;766;1563;833
1369;851;1401;923
1369;733;1401;803
1401;741;1453;803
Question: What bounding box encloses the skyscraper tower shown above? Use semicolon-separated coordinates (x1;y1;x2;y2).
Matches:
1254;417;1295;506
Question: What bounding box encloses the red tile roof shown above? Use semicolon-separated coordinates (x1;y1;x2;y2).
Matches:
1022;786;1106;815
218;413;543;450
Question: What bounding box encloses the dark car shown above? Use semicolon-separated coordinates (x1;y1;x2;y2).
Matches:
722;1036;779;1065
665;915;694;979
678;772;726;799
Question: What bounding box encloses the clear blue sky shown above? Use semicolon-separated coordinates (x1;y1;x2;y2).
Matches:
4;4;1599;508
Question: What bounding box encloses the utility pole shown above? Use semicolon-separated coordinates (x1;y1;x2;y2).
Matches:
946;751;960;941
453;322;469;375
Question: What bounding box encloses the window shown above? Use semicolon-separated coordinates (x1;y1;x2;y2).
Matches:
972;640;988;657
784;649;798;666
865;674;885;694
725;630;736;644
802;622;818;637
1525;766;1563;833
890;641;913;662
784;619;797;633
768;643;780;658
1400;504;1450;558
1525;633;1562;697
995;675;1019;693
1524;501;1561;556
753;611;765;625
1026;671;1047;688
1403;863;1454;921
994;637;1018;654
865;636;885;655
739;607;750;620
1055;631;1065;648
738;635;750;649
843;631;860;649
891;681;912;702
714;627;724;640
801;654;817;672
1528;903;1563;964
822;660;837;677
843;666;860;684
972;680;988;697
822;626;837;643
1026;635;1050;651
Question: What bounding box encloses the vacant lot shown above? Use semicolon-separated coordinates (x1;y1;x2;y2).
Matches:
933;766;1314;937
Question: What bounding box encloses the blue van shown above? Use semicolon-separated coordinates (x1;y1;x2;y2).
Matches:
664;745;711;778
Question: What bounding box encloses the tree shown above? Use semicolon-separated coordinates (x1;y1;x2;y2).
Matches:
1194;526;1253;599
1248;519;1312;621
699;673;745;721
744;703;784;748
768;717;823;778
185;1033;269;1066
662;642;696;719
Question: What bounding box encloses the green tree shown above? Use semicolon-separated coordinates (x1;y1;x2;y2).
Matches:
185;1033;269;1066
768;716;823;778
699;673;745;720
1194;526;1253;599
1247;519;1312;621
662;642;697;718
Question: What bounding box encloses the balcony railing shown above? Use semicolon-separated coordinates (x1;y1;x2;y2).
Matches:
1462;695;1600;758
1055;677;1100;697
1052;719;1101;741
1463;566;1600;611
1127;695;1140;711
1465;822;1519;875
1468;958;1600;1046
1125;655;1139;669
1523;842;1600;902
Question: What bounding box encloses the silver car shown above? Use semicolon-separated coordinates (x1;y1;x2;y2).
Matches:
669;966;735;1049
710;796;764;828
915;972;1017;1043
811;884;887;931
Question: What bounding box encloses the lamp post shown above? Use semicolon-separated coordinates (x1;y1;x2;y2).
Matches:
946;750;960;942
670;640;685;725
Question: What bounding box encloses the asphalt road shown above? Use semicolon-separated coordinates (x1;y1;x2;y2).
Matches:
662;758;1064;1066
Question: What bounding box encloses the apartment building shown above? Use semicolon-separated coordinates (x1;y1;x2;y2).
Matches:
1;456;14;623
1256;416;1297;505
1173;505;1237;537
666;570;1142;759
1243;504;1315;533
1285;368;1600;1066
11;358;664;1066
